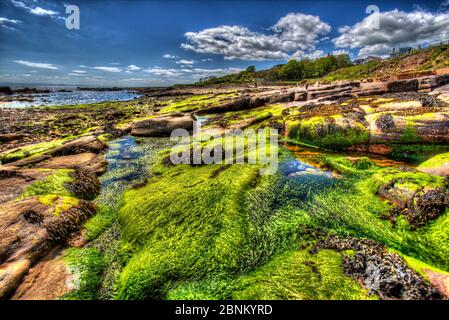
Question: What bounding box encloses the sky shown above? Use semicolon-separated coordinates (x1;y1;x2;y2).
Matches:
0;0;448;86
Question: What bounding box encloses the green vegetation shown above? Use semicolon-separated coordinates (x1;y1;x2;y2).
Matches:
0;138;70;164
418;152;449;169
18;169;74;199
168;249;370;300
62;248;105;300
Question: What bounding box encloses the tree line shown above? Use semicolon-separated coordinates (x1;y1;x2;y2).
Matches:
195;54;352;85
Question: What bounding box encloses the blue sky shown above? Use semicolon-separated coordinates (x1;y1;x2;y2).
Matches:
0;0;448;86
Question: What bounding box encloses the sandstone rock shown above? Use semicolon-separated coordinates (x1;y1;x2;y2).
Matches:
199;97;251;114
0;197;96;299
367;112;449;144
131;115;194;137
11;248;71;300
50;136;107;157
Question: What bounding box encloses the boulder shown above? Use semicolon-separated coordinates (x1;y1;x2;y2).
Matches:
131;115;194;137
0;86;12;95
50;136;107;157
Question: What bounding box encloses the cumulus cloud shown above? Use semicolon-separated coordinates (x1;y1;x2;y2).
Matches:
93;66;122;72
143;66;242;78
10;1;58;16
291;50;325;60
163;54;179;59
176;59;196;65
14;60;58;69
127;65;141;71
334;9;449;58
181;13;331;61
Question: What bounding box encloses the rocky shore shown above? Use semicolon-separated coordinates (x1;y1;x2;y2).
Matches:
1;74;449;300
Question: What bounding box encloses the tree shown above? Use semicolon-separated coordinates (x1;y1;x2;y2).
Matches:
279;60;303;80
246;66;256;73
335;54;351;69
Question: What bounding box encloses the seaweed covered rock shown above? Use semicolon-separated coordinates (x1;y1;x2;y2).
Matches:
313;236;444;300
370;168;449;228
288;115;369;149
417;153;449;177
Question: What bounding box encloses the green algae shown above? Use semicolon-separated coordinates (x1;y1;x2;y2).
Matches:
167;249;370;300
18;169;75;199
418;152;449;169
61;248;105;300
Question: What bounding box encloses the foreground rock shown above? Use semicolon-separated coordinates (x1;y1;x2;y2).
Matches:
0;135;107;299
0;197;96;298
131;114;194;137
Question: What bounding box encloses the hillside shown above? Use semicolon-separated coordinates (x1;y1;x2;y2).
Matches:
194;44;449;86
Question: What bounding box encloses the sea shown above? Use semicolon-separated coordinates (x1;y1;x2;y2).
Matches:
0;85;141;108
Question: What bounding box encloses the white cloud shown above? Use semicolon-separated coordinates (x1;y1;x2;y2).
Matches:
176;59;196;65
79;65;87;68
143;66;242;78
71;70;86;74
181;13;331;61
11;1;58;17
334;9;449;58
29;7;58;16
0;17;21;24
68;73;84;76
127;64;141;71
143;67;183;77
0;17;21;30
14;60;58;69
163;54;179;59
93;66;122;72
291;50;325;60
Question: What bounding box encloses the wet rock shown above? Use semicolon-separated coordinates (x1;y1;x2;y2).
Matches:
314;236;444;300
131;115;194;137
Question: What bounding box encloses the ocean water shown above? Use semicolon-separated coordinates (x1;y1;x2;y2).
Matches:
0;87;141;108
